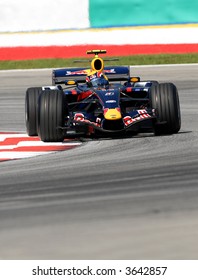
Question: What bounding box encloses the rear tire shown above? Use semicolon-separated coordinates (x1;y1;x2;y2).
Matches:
150;83;181;135
25;87;42;136
38;89;66;142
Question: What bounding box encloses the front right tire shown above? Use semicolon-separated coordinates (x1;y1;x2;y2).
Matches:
150;83;181;135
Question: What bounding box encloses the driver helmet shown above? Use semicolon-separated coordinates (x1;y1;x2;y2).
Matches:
86;71;109;88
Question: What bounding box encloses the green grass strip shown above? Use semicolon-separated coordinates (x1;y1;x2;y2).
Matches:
0;53;198;70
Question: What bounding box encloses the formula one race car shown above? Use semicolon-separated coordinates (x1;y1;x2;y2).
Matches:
25;50;181;142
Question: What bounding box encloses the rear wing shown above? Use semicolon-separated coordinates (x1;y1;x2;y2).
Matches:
52;66;130;85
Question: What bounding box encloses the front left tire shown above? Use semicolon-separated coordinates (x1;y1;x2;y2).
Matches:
38;89;67;142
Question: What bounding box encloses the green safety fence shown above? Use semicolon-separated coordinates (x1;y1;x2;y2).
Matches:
89;0;198;28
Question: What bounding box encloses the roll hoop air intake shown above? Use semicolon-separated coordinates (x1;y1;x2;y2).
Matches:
87;50;106;72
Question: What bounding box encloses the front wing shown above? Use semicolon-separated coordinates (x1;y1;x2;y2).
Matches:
61;109;157;134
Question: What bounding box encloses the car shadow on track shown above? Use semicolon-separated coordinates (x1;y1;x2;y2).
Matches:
64;130;192;142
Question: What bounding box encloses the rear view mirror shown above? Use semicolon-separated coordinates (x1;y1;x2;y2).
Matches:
130;77;140;83
65;80;76;86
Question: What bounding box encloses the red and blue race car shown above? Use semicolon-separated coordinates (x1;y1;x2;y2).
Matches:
25;50;181;142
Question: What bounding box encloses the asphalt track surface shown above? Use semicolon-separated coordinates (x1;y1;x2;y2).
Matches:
0;65;198;260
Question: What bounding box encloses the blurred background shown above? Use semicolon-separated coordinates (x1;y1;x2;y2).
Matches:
1;0;198;32
0;0;198;60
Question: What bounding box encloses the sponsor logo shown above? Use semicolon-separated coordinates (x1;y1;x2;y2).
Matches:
104;69;116;74
105;92;115;96
123;110;151;126
105;100;116;103
74;113;85;121
73;114;101;127
66;70;87;76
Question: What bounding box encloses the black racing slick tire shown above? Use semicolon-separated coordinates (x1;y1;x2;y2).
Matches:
25;87;42;136
38;89;66;142
150;83;181;135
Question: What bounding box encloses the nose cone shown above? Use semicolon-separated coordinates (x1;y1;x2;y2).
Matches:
104;108;122;120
